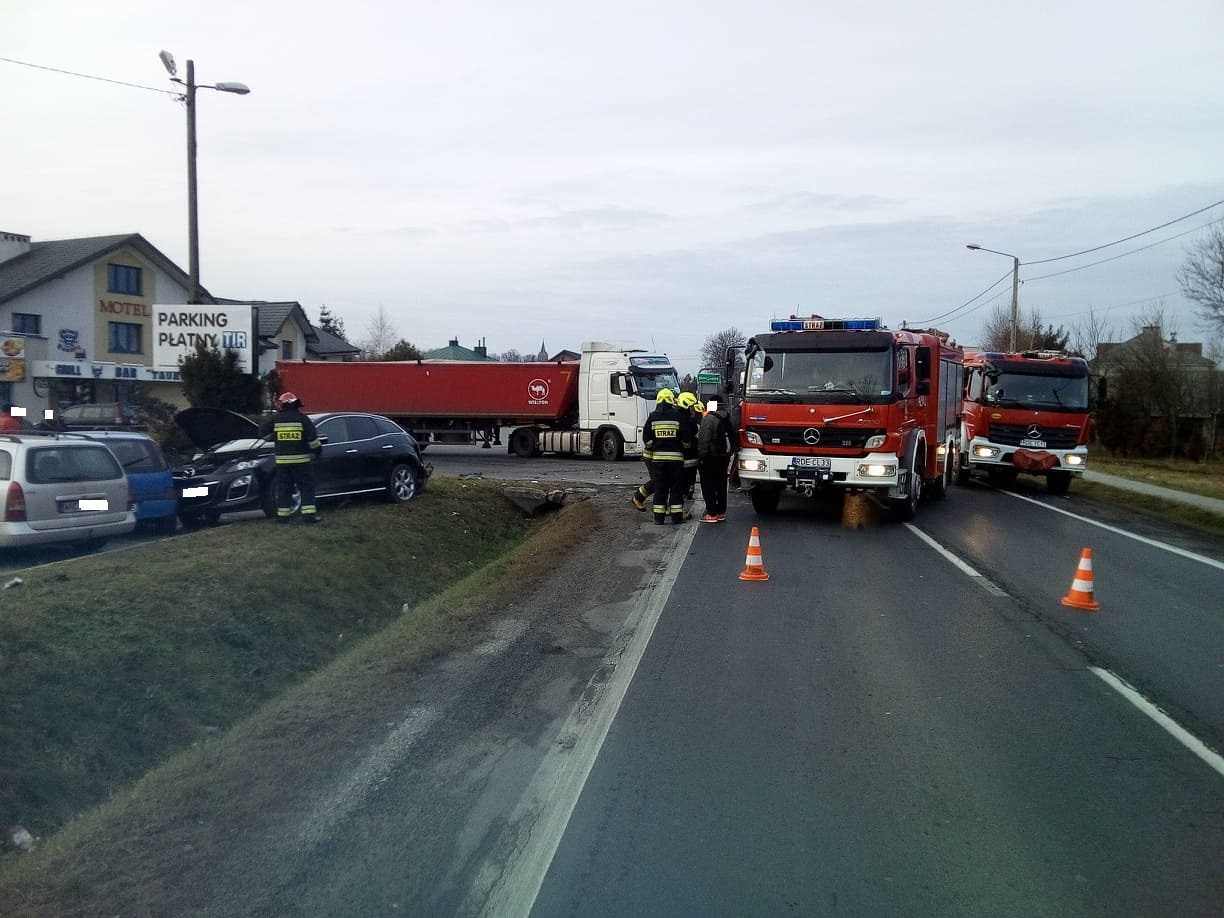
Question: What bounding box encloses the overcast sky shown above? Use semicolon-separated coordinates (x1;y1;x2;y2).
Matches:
5;0;1223;372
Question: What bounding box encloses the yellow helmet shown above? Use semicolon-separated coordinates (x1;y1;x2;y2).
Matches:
694;400;706;414
656;388;676;406
676;391;698;410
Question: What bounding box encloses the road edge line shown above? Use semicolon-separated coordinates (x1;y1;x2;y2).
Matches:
903;522;1008;597
472;519;700;918
1089;666;1224;779
1000;489;1224;573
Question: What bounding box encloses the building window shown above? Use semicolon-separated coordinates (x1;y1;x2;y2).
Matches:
109;321;143;354
107;264;143;296
12;313;41;335
281;339;294;360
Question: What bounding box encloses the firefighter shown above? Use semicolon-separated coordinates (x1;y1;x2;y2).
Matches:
268;391;323;523
676;392;701;502
642;387;689;524
631;392;664;511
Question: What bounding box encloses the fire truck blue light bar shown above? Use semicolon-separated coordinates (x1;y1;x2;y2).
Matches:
770;318;882;332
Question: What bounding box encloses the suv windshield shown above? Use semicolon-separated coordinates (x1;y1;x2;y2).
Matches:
987;372;1088;411
747;348;893;403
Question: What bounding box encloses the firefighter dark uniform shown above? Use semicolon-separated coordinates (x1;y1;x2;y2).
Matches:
632;439;655;510
269;393;322;522
643;397;691;524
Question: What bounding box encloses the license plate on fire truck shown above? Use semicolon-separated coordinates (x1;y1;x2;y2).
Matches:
791;457;831;469
1019;438;1047;448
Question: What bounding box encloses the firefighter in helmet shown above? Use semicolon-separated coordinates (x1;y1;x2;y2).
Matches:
676;392;701;503
632;387;673;511
268;391;323;523
642;387;693;524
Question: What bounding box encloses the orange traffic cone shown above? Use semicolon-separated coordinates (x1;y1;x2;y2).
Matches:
1060;547;1100;612
738;527;770;582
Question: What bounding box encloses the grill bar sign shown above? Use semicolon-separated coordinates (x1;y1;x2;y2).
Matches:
152;304;254;373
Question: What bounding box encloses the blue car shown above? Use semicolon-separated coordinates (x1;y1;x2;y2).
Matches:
73;430;178;535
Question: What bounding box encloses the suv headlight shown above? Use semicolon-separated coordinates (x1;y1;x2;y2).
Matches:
746;431;762;445
231;460;257;471
864;434;885;449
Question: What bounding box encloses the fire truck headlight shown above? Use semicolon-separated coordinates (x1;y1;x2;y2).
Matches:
746;431;762;445
857;463;896;478
1064;454;1085;466
739;458;768;472
864;434;886;449
974;445;1000;459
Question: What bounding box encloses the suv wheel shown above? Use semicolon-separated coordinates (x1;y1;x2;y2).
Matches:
261;479;302;518
387;463;419;503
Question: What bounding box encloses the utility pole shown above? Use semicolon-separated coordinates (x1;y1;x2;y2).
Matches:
1009;254;1020;352
185;59;200;304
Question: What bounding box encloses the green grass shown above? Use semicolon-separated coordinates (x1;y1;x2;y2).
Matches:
1075;480;1224;539
0;494;596;918
1089;452;1224;502
0;477;531;845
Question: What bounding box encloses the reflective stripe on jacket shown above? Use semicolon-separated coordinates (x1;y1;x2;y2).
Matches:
268;409;321;465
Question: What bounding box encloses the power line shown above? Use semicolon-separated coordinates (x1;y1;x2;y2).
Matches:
1044;291;1178;321
0;55;178;96
914;268;1013;325
1022;215;1224;282
1024;197;1224;265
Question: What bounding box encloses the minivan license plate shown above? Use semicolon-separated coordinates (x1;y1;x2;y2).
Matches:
791;457;831;469
1019;438;1047;448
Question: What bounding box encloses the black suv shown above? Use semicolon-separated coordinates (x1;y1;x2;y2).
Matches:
173;408;427;525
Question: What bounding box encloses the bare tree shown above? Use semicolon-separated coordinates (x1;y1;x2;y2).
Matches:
1110;307;1195;456
701;327;747;371
1072;307;1114;361
358;306;399;359
979;304;1068;352
499;349;524;363
1178;224;1224;333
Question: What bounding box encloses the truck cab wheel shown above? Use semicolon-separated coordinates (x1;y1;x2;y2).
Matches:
597;429;623;461
928;449;950;501
510;428;538;459
957;453;970;485
750;486;782;514
890;448;923;520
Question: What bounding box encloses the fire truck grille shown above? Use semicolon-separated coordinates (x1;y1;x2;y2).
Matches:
989;423;1080;449
749;427;884;449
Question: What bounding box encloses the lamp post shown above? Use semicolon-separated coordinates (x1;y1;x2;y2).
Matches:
159;51;249;304
966;244;1021;352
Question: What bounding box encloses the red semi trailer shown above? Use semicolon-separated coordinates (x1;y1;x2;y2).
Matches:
276;342;679;460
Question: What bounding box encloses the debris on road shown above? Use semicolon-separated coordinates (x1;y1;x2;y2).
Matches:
503;486;568;516
3;577;23;590
7;825;34;852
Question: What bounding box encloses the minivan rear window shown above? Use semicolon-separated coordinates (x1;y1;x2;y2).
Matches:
26;446;124;483
0;449;10;481
105;438;168;473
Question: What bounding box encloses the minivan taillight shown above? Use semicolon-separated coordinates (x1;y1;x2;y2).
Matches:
4;481;26;522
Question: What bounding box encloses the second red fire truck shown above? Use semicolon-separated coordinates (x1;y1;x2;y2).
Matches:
730;317;964;520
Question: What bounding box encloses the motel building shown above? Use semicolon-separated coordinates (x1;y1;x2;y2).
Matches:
0;231;340;421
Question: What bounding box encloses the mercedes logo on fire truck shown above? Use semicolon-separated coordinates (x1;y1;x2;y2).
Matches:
802;427;821;445
1026;424;1043;439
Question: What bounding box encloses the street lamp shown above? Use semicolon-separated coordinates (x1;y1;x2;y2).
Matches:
160;51;250;304
966;243;1021;352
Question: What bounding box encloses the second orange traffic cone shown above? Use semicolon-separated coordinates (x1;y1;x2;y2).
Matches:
738;527;770;581
1060;547;1100;612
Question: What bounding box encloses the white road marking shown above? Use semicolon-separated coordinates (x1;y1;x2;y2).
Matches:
1001;489;1224;573
468;520;699;918
903;522;1009;597
1090;666;1224;779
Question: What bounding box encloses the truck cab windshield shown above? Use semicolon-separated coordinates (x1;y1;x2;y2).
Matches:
632;369;680;400
746;348;893;403
986;372;1088;411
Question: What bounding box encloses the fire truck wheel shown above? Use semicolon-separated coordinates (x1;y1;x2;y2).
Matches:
929;448;950;500
956;453;970;485
1046;470;1072;495
750;486;782;514
891;448;923;520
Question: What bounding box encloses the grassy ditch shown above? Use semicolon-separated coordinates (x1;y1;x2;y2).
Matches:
1088;453;1224;502
0;494;597;917
1075;480;1224;539
0;477;531;845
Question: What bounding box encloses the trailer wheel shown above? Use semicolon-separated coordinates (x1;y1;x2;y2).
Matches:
596;429;623;461
510;427;538;458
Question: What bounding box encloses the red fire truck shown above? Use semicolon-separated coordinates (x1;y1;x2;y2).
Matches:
958;350;1090;494
731;317;964;520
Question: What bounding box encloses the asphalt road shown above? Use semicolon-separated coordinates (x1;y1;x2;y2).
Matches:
530;480;1224;916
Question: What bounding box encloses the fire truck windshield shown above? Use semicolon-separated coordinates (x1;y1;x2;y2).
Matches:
746;348;893;403
985;371;1088;412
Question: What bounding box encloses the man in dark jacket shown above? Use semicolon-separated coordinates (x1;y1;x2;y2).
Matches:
697;399;733;522
267;391;323;523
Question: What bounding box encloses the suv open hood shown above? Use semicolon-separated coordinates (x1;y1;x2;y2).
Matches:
175;408;264;451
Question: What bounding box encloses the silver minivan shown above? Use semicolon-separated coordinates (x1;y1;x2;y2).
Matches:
0;433;136;548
